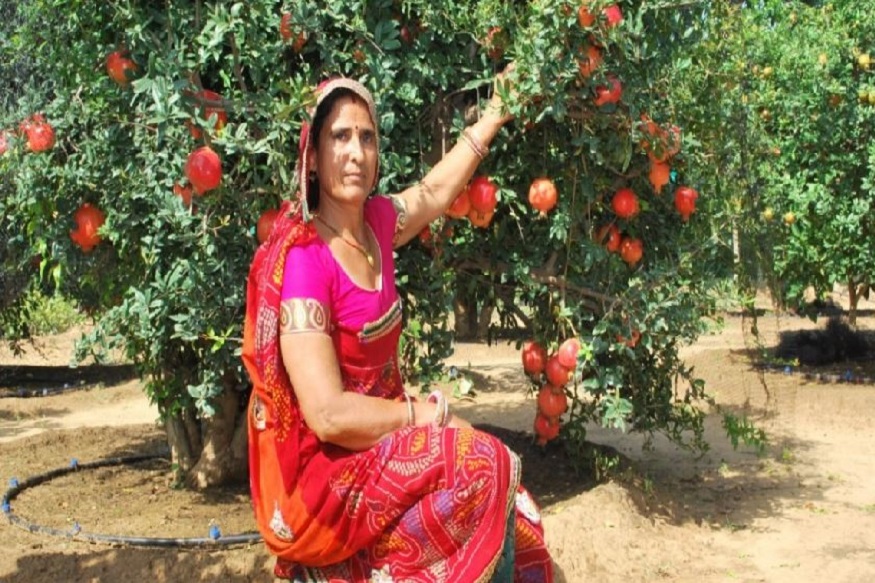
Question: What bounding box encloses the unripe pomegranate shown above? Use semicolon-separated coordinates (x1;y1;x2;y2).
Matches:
185;147;222;194
0;132;8;156
611;188;639;219
528;177;558;216
521;340;548;377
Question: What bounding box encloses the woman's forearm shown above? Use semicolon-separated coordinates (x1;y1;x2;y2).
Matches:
315;391;439;451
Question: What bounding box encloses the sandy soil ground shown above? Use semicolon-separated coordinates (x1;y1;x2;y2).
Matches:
2;303;875;582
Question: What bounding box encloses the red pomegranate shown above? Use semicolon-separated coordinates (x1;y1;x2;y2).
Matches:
446;187;471;219
538;384;568;419
674;186;699;222
521;340;548;377
468;175;498;214
69;203;106;253
595;223;622;253
545;355;572;387
611;188;639;219
106;50;138;86
557;337;580;369
593;75;623;107
603;4;624;27
578;44;603;78
280;13;308;52
534;414;561;446
185;146;222;194
528;177;558;216
23;115;55;152
173;183;193;206
468;207;495;229
257;209;280;244
619;236;643;266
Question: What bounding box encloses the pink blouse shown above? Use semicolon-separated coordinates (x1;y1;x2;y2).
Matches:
280;195;399;330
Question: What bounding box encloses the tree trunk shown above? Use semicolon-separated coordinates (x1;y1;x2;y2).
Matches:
453;296;473;340
186;383;249;489
164;414;195;486
848;278;859;327
477;304;494;341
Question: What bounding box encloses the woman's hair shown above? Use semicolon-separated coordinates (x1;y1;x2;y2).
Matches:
306;87;367;213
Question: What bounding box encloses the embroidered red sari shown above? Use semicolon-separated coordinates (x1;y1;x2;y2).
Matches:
242;199;553;582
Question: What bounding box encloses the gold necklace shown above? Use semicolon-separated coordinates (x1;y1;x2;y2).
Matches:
315;215;375;267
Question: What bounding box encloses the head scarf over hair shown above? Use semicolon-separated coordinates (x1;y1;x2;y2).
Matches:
296;78;379;222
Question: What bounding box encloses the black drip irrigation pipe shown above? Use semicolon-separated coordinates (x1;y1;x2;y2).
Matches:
756;363;875;385
2;454;262;549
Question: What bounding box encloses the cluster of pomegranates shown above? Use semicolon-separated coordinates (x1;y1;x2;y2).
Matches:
522;338;581;446
446;175;500;228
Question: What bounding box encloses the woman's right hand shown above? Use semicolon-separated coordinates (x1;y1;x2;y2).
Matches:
485;62;517;125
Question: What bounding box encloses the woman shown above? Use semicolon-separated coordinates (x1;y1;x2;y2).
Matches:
242;70;553;582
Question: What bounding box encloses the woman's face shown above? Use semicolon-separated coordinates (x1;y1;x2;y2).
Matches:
310;95;378;208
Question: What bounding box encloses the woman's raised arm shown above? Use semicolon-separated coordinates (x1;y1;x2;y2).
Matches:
393;65;516;247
